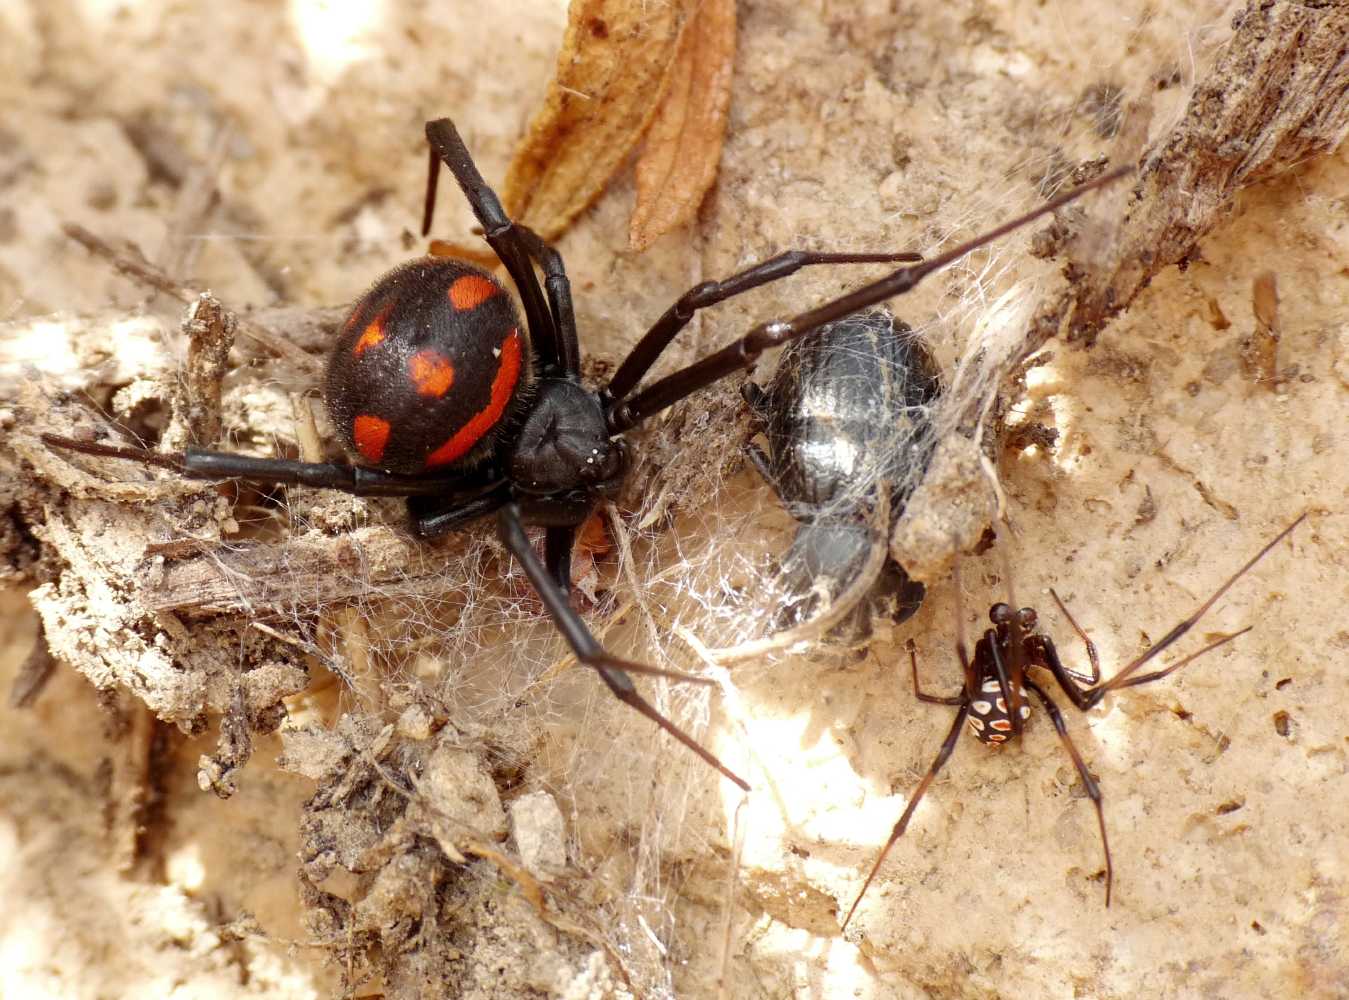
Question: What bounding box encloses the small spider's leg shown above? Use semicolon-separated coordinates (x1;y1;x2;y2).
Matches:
841;701;970;932
1033;634;1095;710
1048;588;1101;683
951;548;981;701
1024;679;1112;906
496;504;750;791
1103;627;1252;692
423;119;562;374
604;249;923;405
42;433;473;498
607;166;1131;433
997;540;1028;733
910;640;964;705
515;226;580;378
1083;513;1305;708
544;525;574;592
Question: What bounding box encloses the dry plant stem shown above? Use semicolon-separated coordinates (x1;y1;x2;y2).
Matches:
163;292;236;450
62;223;318;371
107;692;156;872
715;796;748;1000
503;0;695;240
141;526;435;614
1029;0;1349;354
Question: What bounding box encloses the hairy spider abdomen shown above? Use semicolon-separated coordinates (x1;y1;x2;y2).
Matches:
325;257;529;475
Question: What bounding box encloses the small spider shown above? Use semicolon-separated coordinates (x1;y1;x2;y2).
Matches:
841;513;1305;930
44;118;1128;792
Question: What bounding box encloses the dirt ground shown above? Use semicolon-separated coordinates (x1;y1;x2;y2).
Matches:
2;1;1347;998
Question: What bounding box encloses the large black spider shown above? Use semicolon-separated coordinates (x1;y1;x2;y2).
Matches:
44;118;1127;791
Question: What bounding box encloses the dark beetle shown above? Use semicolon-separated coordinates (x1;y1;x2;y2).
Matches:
743;307;942;639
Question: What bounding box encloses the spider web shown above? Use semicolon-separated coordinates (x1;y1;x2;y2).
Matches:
12;135;1129;996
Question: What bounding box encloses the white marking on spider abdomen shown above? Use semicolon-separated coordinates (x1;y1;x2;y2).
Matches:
968;678;1032;744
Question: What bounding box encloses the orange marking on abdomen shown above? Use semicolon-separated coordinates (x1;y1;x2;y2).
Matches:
353;319;386;357
448;273;499;311
353;414;391;464
425;329;523;468
409;350;455;398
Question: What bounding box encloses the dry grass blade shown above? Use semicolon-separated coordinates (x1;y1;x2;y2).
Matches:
503;0;694;240
629;0;737;251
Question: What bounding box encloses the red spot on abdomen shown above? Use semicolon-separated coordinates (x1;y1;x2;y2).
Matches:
425;329;523;468
353;414;391;463
448;274;500;311
409;350;455;398
353;319;386;357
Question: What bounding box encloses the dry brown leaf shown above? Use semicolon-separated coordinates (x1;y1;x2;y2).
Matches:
629;0;737;251
503;0;695;241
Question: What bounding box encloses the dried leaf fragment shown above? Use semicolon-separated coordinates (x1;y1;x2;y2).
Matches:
629;0;737;251
503;0;694;241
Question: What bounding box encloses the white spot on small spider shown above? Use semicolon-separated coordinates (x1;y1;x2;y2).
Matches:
1020;705;1032;719
972;700;992;715
492;347;501;358
586;457;594;464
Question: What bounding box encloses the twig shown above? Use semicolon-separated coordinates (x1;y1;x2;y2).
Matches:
62;223;319;371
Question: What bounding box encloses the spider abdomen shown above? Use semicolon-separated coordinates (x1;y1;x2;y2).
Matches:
325;258;529;475
967;675;1031;744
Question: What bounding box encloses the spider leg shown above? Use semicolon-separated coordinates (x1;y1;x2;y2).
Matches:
1080;513;1305;708
496;503;750;791
1023;679;1112;906
423;119;562;375
841;700;969;932
604;248;923;405
606;166;1131;433
909;640;964;706
1048;588;1101;683
544;525;574;591
409;485;512;538
514;226;581;378
42;433;472;498
996;540;1028;734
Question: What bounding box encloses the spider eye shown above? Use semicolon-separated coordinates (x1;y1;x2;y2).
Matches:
1018;607;1038;629
989;603;1011;623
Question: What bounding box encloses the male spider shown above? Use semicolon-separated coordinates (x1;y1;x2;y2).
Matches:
840;513;1305;930
44;118;1127;792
